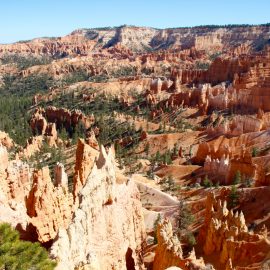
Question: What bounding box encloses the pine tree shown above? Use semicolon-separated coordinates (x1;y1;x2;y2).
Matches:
177;200;194;231
228;185;239;209
233;170;241;184
153;214;161;244
0;223;56;270
145;143;150;156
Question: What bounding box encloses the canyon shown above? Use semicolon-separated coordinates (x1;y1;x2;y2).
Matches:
0;24;270;270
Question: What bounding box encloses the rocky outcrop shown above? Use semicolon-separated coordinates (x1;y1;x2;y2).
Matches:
19;135;44;158
0;145;30;231
54;162;68;187
153;219;212;270
0;144;30;203
150;78;173;94
0;34;96;57
0;144;9;172
50;146;145;270
30;106;95;134
204;155;230;184
195;129;270;163
199;192;270;269
26;166;73;243
2;25;270;56
0;131;14;149
206;115;267;137
72;138;99;198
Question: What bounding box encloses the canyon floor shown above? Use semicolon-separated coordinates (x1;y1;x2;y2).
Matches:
0;24;270;270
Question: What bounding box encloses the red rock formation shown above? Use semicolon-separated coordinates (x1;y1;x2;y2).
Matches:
45;106;95;130
153;219;211;270
26;166;73;243
199;192;270;269
73;138;99;198
196;129;270;163
54;162;68;187
50;145;146;270
0;34;96;57
85;130;99;150
30;106;95;143
19;135;43;158
0;144;9;172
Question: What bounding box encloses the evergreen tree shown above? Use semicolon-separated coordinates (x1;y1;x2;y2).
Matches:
228;185;239;209
233;170;241;184
177;200;195;232
153;214;161;244
203;175;212;188
0;223;56;270
251;147;259;157
145;143;150;156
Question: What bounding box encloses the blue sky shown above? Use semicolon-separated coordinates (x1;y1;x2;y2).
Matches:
1;0;269;44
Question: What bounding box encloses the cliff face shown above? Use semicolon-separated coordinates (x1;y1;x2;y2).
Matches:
50;146;145;270
1;25;270;56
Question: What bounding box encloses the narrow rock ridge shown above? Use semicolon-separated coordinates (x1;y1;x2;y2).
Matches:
50;144;146;270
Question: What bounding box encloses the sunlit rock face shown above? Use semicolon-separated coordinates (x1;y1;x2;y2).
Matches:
0;138;146;269
50;146;146;270
153;219;213;270
199;192;270;269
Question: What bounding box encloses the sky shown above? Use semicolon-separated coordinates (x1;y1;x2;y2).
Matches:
1;0;270;44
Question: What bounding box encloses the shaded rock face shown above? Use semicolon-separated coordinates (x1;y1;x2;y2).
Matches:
50;146;145;270
199;193;270;269
153;219;212;270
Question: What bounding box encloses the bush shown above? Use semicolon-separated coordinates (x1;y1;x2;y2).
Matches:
185;232;197;247
202;175;213;188
0;223;56;270
251;147;259;157
233;170;241;184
